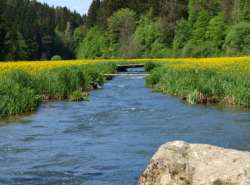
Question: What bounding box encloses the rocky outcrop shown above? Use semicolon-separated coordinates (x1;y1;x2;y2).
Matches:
138;141;250;185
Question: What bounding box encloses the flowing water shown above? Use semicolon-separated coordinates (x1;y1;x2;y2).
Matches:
0;68;250;185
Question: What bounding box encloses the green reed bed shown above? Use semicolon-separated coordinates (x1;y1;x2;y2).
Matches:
0;63;116;118
146;63;250;107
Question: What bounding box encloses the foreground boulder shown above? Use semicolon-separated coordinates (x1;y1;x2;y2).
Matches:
138;141;250;185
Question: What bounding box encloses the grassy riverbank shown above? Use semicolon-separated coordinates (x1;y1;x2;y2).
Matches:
0;56;249;117
145;58;250;107
0;63;115;118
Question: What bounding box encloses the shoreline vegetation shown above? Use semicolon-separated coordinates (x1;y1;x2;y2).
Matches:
0;56;249;118
0;63;116;118
145;58;250;108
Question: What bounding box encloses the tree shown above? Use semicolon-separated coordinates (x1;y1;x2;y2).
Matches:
77;27;109;59
0;15;8;60
173;19;192;50
224;22;250;55
191;10;210;43
73;25;87;49
133;16;166;57
108;8;136;57
242;0;250;22
158;0;189;45
206;14;227;51
220;0;234;22
5;29;29;60
188;0;220;24
1;0;83;61
86;0;101;27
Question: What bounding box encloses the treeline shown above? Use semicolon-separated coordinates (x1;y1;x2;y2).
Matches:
1;0;250;61
0;0;84;61
78;0;250;58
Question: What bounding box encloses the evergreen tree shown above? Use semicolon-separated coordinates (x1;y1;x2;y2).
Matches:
0;15;8;60
5;29;29;60
86;0;101;27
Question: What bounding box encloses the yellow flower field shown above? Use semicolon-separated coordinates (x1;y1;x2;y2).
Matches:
0;56;250;74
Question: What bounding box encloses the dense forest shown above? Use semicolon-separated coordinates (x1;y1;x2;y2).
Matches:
1;0;250;60
0;0;83;60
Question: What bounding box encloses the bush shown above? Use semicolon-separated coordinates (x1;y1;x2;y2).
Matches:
51;55;62;60
224;22;250;55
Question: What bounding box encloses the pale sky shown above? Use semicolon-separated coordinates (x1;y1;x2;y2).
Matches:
38;0;92;14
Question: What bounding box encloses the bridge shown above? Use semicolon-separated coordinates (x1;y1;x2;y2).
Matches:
104;73;149;77
116;64;144;72
104;63;147;77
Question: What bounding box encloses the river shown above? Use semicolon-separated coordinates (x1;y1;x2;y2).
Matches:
0;69;249;185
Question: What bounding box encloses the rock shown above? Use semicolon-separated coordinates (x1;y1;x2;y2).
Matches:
138;141;250;185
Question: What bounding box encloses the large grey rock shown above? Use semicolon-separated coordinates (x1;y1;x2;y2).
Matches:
138;141;250;185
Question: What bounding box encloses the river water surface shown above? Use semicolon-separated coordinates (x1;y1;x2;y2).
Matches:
0;69;250;185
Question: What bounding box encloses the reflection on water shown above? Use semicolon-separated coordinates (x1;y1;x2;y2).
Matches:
0;69;249;185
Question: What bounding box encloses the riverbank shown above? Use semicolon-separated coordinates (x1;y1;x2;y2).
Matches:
0;63;116;118
0;56;249;117
145;59;250;107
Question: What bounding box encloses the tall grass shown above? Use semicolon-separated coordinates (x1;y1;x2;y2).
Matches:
0;63;115;118
146;63;250;107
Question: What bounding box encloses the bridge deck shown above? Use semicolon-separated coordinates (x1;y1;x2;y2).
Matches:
104;73;149;77
116;64;144;72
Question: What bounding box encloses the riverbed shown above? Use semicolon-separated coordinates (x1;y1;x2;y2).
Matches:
0;69;249;185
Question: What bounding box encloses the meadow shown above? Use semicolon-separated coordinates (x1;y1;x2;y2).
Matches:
0;56;249;117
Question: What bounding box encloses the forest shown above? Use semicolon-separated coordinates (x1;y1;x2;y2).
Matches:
0;0;250;60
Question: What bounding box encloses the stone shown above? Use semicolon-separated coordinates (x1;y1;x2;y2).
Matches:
138;141;250;185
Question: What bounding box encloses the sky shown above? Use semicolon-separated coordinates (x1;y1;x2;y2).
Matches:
38;0;92;15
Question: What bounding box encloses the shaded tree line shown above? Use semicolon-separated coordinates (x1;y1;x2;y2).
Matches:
1;0;250;60
77;0;250;58
0;0;84;61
